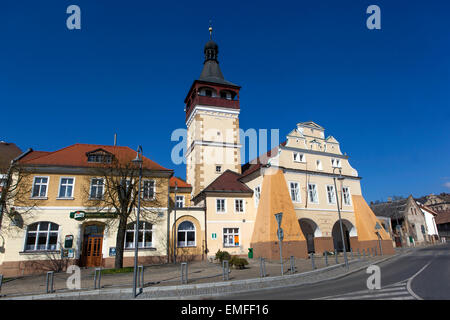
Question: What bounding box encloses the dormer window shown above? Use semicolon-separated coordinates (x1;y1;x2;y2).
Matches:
87;149;113;163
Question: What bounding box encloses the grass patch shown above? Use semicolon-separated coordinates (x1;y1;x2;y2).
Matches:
100;267;134;275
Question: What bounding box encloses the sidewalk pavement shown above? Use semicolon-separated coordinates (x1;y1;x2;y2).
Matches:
0;245;431;300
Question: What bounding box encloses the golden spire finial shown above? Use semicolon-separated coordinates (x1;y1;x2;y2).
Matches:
209;20;213;40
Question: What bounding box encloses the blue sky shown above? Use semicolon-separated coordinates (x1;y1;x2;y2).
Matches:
1;0;449;202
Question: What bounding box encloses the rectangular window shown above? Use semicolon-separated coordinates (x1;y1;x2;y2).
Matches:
216;165;222;173
254;186;261;207
142;180;155;200
90;178;104;199
342;187;351;205
290;182;300;203
326;185;336;204
216;199;226;213
223;228;239;247
235;199;244;213
308;183;318;204
316;160;323;170
32;177;49;198
175;195;184;208
293;152;305;163
331;158;342;168
58;177;74;198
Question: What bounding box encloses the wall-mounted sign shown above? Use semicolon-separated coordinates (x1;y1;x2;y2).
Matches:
70;211;118;221
64;235;74;248
109;247;116;257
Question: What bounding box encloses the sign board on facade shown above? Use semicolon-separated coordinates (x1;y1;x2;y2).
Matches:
64;235;74;248
69;211;118;221
109;247;116;257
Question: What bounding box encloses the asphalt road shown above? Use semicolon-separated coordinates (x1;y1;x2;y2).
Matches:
216;243;450;300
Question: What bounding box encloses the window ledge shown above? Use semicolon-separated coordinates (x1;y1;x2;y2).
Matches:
19;250;59;255
30;197;48;200
56;197;74;200
124;247;156;251
88;198;104;201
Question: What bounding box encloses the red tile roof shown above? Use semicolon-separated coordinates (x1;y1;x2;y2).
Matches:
201;170;253;194
19;144;172;171
170;176;191;188
241;141;286;178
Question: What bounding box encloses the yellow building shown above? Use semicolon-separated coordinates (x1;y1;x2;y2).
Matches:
0;144;175;276
183;35;394;260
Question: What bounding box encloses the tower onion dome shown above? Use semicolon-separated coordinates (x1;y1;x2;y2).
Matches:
198;38;238;87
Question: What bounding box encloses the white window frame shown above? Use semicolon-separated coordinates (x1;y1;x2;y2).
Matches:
234;199;245;213
289;181;301;203
316;160;323;171
223;228;240;247
326;185;337;204
175;195;185;208
308;183;319;204
24;221;60;251
216;198;226;213
177;221;196;247
31;176;49;199
293;152;305;163
124;221;154;249
142;179;156;200
57;177;75;199
342;186;352;206
254;185;261;207
331;158;342;168
89;178;105;200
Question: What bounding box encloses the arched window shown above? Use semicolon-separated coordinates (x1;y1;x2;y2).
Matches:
25;222;59;251
125;221;153;248
177;221;195;247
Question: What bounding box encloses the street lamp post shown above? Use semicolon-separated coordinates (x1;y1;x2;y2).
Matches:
173;181;178;264
333;167;349;270
132;145;143;298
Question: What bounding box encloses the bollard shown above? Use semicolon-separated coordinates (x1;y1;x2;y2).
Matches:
310;253;316;270
0;274;3;294
94;268;102;289
137;265;144;293
181;262;188;284
350;248;354;259
357;248;361;260
289;256;295;274
222;260;229;281
335;250;338;264
374;247;377;256
46;271;55;293
325;251;328;267
259;257;266;278
363;248;366;261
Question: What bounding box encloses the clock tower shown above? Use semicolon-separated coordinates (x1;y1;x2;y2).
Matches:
184;28;242;197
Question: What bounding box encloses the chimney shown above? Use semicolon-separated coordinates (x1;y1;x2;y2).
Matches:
114;133;117;146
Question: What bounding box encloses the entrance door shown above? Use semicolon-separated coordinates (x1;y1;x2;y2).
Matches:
81;224;104;267
83;236;103;267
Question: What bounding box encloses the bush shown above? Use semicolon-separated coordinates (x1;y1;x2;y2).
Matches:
215;250;231;262
229;256;249;269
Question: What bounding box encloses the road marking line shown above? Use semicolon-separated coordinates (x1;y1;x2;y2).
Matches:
327;291;413;300
406;261;432;301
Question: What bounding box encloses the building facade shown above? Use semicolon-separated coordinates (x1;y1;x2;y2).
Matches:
0;144;175;276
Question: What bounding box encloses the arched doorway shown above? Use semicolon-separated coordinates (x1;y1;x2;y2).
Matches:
80;223;104;267
331;220;355;252
299;218;321;253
